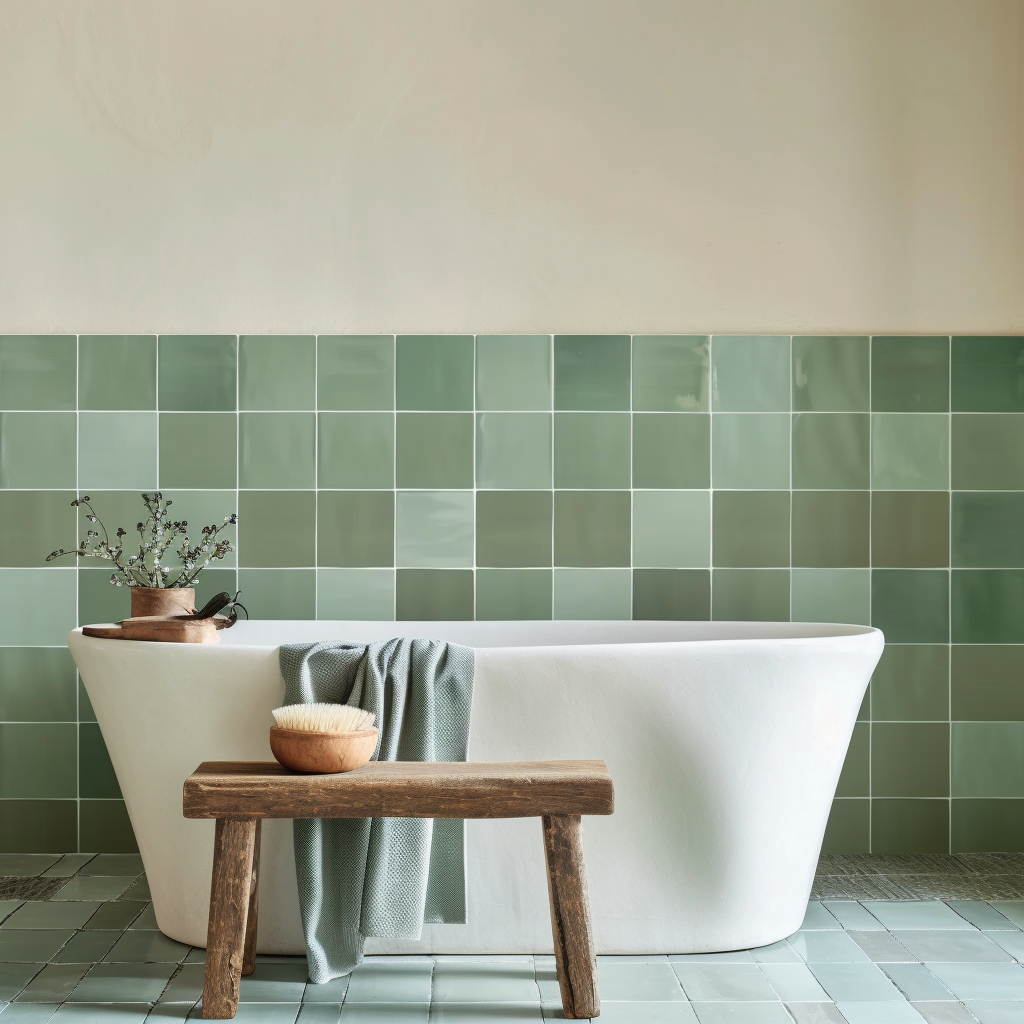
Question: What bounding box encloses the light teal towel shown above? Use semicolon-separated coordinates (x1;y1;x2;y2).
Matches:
279;639;475;983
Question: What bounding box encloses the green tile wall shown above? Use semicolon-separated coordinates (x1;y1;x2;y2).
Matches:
1;334;1024;854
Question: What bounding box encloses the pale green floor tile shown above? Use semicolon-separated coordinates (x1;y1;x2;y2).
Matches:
864;903;975;931
592;963;686;1001
13;966;90;1004
809;963;903;1000
1;906;100;932
892;931;1013;963
788;931;872;963
51;881;134;904
126;909;157;933
147;1004;199;1022
49;1005;151;1024
344;963;430;1003
822;901;886;931
0;905;22;926
50;934;117;966
984;929;1024;960
801;903;842;930
42;858;95;879
669;953;755;964
337;1005;427;1023
209;1005;300;1024
926;963;1024;1000
77;858;143;878
881;963;955;1001
297;975;347;1004
0;858;61;877
102;932;189;964
589;1003;698;1023
156;965;204;1004
66;964;175;1003
849;930;915;962
690;1003;793;1023
88;905;145;932
758;963;830;1001
237;965;307;1003
119;882;149;904
963;1002;1024;1023
429;1005;543;1023
431;963;538;1002
835;1003;928;1024
295;1006;342;1024
909;1007;977;1024
785;1004;849;1023
0;932;74;964
947;903;1018;931
0;1003;60;1022
673;963;775;1001
749;942;803;965
987;902;1024;928
0;964;43;1002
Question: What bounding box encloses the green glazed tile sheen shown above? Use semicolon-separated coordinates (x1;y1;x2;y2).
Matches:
872;491;950;567
822;799;870;854
952;645;1024;720
953;723;1024;798
239;413;316;489
553;335;631;410
475;491;552;568
553;568;631;619
158;413;237;489
952;569;1024;643
632;569;710;620
711;335;790;412
238;492;316;568
712;491;790;567
396;569;473;620
872;645;949;722
78;413;158;491
871;570;949;643
632;335;709;411
0;412;76;488
872;414;949;490
952;336;1024;412
792;336;869;412
791;569;870;626
316;569;394;620
475;413;551;489
238;336;315;410
317;492;394;567
79;336;157;410
317;336;394;410
396;336;473;411
236;569;316;620
0;801;77;853
157;335;236;411
711;569;790;622
0;724;77;798
78;569;128;627
952;492;1024;567
792;413;869;489
554;413;630;489
632;490;710;568
952;799;1024;853
78;800;138;853
396;491;474;568
553;491;631;567
0;336;76;410
395;413;474;489
475;336;551;410
0;647;77;722
78;723;121;799
872;723;950;797
872;800;950;854
0;569;77;645
632;413;710;489
835;723;869;797
872;337;950;412
951;414;1024;489
0;492;77;568
475;569;552;620
791;491;870;567
711;413;789;489
318;412;394;489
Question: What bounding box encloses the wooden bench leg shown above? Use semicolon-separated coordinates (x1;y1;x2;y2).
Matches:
203;818;258;1019
542;814;600;1019
241;820;261;976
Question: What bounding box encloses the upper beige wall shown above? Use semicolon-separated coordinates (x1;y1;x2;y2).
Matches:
1;0;1022;334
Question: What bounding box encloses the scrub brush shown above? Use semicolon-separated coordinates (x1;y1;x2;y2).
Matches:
269;703;378;774
271;703;376;734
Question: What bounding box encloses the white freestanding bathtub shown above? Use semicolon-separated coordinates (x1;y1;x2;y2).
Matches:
69;619;882;955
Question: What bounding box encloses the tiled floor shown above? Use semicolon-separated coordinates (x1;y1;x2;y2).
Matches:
4;855;1024;1023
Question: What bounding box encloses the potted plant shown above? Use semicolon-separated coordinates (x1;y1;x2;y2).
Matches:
47;492;238;618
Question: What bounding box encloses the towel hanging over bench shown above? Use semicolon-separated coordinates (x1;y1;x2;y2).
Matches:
279;639;475;982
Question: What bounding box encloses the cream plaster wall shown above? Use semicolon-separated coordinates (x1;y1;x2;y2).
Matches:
1;0;1022;334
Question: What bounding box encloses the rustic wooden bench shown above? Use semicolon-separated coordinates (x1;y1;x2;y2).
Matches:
183;759;615;1020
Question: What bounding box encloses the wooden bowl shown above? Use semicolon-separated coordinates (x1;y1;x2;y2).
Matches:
269;726;379;774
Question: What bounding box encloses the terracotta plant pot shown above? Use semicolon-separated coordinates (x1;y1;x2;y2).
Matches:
269;727;379;774
131;587;196;618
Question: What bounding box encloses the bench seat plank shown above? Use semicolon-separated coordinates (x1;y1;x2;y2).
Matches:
184;759;614;820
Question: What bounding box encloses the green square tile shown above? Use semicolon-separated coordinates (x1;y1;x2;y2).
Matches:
236;570;316;620
476;491;552;568
951;414;1024;489
396;491;474;568
317;336;394;410
78;413;158;490
155;490;238;567
872;645;949;722
873;723;950;797
0;648;77;722
78;569;130;628
316;569;394;619
238;336;315;410
871;570;949;643
158;414;237;489
0;336;76;410
953;646;1024;720
79;723;120;800
0;725;76;798
0;801;76;853
952;800;1024;852
475;569;552;620
952;492;1024;567
711;413;789;488
396;414;473;488
791;492;869;567
317;492;394;567
952;569;1024;643
953;723;1024;798
712;491;789;567
791;413;869;489
872;414;949;489
553;491;631;567
79;336;157;410
238;492;315;568
476;413;551;489
192;568;239;615
793;336;869;412
79;800;138;853
952;337;1024;412
835;723;869;797
872;491;950;567
822;800;869;854
632;490;710;568
632;414;710;488
0;413;76;488
475;336;551;410
318;413;394;489
396;336;473;411
239;413;315;489
158;336;236;411
712;569;790;621
872;800;949;854
554;413;630;488
554;336;630;411
553;568;631;619
791;569;870;625
0;570;77;645
395;569;473;620
632;336;709;412
0;492;77;568
711;336;790;412
632;569;710;620
872;337;950;412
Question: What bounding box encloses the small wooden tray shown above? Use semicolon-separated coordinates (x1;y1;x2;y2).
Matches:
83;615;230;644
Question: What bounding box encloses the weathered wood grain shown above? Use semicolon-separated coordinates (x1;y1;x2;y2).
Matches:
83;615;220;644
241;821;261;977
543;814;599;1019
183;760;614;820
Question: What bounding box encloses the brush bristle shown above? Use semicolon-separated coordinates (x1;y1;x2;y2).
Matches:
271;703;376;733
